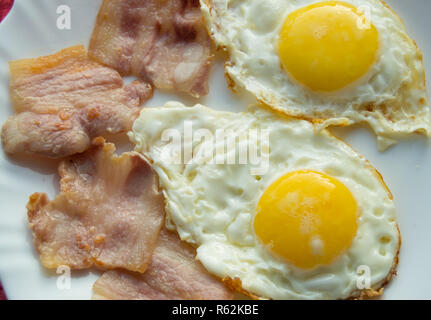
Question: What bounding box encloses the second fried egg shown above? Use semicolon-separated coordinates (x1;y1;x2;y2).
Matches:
130;102;400;299
201;0;431;149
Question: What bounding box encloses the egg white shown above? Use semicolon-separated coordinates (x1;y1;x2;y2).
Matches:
201;0;431;150
130;102;400;300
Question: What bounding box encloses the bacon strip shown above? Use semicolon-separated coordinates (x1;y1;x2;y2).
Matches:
1;45;153;158
27;137;165;273
89;0;212;98
92;228;233;300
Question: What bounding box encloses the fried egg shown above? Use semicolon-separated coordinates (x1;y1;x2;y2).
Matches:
201;0;431;150
130;101;400;299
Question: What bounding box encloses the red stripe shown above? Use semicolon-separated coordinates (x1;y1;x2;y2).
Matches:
0;0;14;23
0;0;13;299
0;281;6;300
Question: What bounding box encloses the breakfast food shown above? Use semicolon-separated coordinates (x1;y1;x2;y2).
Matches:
1;45;152;158
5;0;428;301
130;102;400;299
201;0;431;149
93;228;234;300
89;0;213;98
27;137;165;273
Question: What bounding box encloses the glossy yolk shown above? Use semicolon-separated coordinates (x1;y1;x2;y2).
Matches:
278;1;379;92
254;170;358;269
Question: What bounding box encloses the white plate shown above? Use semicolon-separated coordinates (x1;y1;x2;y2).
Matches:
0;0;430;300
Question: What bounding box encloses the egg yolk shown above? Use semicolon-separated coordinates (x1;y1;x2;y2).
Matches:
254;170;358;269
278;1;379;92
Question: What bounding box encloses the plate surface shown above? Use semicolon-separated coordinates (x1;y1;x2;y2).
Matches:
0;0;430;300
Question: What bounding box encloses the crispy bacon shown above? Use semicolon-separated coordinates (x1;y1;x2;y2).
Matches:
27;137;165;273
89;0;212;98
1;45;153;158
92;228;233;300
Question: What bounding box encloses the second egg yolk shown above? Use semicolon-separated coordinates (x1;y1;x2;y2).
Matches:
254;170;358;269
